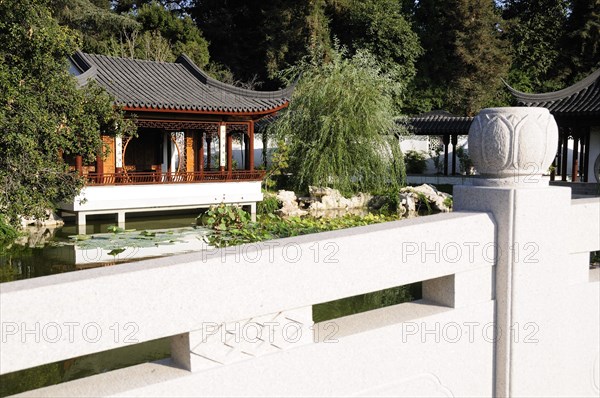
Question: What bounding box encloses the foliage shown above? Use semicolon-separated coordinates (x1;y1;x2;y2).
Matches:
456;145;474;175
404;150;428;174
200;204;396;248
443;196;453;210
49;0;141;54
131;2;209;66
559;0;600;82
262;138;290;191
501;0;570;92
191;0;331;88
327;0;422;110
368;189;400;214
0;0;135;227
270;46;406;195
0;216;18;242
197;203;251;232
257;194;281;215
407;0;512;115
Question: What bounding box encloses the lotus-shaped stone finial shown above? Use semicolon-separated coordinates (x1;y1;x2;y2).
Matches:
468;107;558;186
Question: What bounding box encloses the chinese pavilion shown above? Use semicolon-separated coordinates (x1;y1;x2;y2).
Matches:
61;51;293;228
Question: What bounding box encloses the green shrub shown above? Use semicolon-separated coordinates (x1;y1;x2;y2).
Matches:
456;145;474;175
197;204;251;231
0;216;18;242
404;150;428;174
257;194;281;215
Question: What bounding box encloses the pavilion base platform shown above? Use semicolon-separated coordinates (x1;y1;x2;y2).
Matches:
59;181;262;234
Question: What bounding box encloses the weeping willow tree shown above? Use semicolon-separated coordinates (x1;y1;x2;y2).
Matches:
270;46;406;195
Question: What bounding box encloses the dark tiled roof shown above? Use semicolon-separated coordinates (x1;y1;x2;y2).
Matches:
69;51;293;114
505;68;600;117
402;111;473;135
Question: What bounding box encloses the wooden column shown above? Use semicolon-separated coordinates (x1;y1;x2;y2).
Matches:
244;134;250;170
451;134;458;176
197;131;204;177
95;153;104;183
75;155;83;177
185;130;195;174
442;135;450;176
226;133;233;176
249;121;255;171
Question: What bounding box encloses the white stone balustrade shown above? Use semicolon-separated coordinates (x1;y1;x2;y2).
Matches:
0;107;599;397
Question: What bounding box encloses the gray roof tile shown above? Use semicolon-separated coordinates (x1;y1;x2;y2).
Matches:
505;68;600;117
403;111;473;135
70;51;293;114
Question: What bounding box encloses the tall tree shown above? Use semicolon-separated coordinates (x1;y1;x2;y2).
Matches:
561;0;600;82
407;0;511;115
191;0;331;88
327;0;422;110
501;0;570;92
0;0;134;226
117;2;210;66
49;0;140;54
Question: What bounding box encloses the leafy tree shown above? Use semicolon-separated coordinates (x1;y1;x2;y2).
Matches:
501;0;570;92
270;47;406;195
560;0;600;82
0;0;134;227
133;1;209;66
49;0;140;54
327;0;422;110
407;0;511;115
191;0;331;88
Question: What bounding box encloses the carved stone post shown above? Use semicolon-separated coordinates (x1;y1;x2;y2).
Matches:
454;107;594;396
467;107;557;187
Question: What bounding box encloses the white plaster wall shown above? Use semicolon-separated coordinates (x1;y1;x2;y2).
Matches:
60;181;262;212
400;135;468;175
231;137;270;168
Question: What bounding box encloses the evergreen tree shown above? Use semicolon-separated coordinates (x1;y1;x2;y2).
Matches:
124;2;209;66
328;0;422;110
49;0;140;54
191;0;331;88
408;0;511;116
501;0;570;92
561;0;600;82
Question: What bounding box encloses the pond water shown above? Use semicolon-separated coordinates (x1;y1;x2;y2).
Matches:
0;211;420;396
0;213;208;283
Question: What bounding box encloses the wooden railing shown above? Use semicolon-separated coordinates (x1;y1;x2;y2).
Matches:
85;170;266;185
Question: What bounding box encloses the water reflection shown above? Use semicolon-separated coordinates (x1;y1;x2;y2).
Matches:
0;213;206;283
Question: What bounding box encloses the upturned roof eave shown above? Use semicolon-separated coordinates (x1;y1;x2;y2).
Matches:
503;68;600;103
